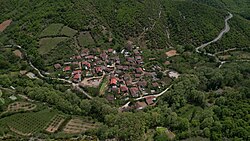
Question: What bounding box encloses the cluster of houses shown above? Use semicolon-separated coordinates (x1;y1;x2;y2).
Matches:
53;45;173;98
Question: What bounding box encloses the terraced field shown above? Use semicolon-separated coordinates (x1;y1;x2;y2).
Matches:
38;37;69;54
0;109;57;135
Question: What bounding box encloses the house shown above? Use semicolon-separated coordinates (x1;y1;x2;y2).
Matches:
135;56;142;60
111;87;120;94
100;52;108;60
135;101;147;110
73;73;81;82
63;66;71;72
137;80;147;88
133;49;140;55
95;67;102;74
168;71;180;79
145;96;156;105
136;59;144;64
76;55;82;60
81;49;89;56
108;48;113;53
129;87;140;97
135;73;142;78
136;68;143;74
120;85;128;93
110;77;118;86
73;70;82;75
85;55;95;60
152;82;159;88
54;64;62;69
127;57;134;62
82;61;91;69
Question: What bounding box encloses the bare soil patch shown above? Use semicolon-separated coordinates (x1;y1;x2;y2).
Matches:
46;115;65;133
0;19;12;32
166;50;177;57
13;50;23;59
7;102;36;112
63;118;97;134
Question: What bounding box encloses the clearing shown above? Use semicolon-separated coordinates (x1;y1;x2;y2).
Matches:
165;50;177;57
7;102;36;113
60;26;77;37
78;31;95;47
63;118;97;134
45;115;65;133
13;50;23;59
40;23;64;37
0;19;12;32
0;109;57;135
38;37;68;55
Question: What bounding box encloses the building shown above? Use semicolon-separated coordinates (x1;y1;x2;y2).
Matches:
129;87;140;97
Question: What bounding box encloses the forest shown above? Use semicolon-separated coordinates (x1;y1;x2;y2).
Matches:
0;0;250;140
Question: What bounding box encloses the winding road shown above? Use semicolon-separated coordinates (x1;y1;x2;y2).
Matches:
7;45;93;99
196;12;233;54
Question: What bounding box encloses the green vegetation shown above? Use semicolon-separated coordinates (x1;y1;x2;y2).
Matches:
60;26;77;37
0;0;250;140
38;37;68;55
40;24;64;37
0;109;57;134
78;32;95;47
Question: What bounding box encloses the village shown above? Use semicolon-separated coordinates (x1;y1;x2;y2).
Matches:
52;44;179;110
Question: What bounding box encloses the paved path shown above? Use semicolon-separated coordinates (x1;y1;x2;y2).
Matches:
7;45;92;99
196;13;233;54
119;85;172;110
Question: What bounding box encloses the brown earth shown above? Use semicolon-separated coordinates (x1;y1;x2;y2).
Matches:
63;118;97;134
166;50;177;57
0;19;12;32
13;50;23;59
46;115;65;133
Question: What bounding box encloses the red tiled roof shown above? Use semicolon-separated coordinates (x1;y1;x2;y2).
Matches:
145;96;156;105
120;85;128;92
110;78;117;85
129;87;140;97
73;70;82;74
136;68;143;73
63;66;71;71
82;61;91;68
135;74;141;78
73;73;80;79
152;82;159;88
95;67;102;73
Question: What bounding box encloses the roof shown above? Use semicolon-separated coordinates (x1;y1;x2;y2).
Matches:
129;87;140;97
54;63;62;69
136;68;143;73
137;81;147;87
135;74;141;78
82;61;91;68
73;73;80;79
95;67;102;73
135;101;147;110
100;52;108;60
63;66;71;71
152;82;159;88
120;85;128;92
145;96;156;105
110;78;118;85
73;70;82;74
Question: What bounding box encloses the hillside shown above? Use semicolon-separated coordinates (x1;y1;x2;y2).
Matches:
0;0;250;141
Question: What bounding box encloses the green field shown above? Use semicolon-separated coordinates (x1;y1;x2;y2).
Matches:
60;26;77;37
99;78;108;95
38;37;69;55
0;109;57;135
78;32;95;47
40;23;64;37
